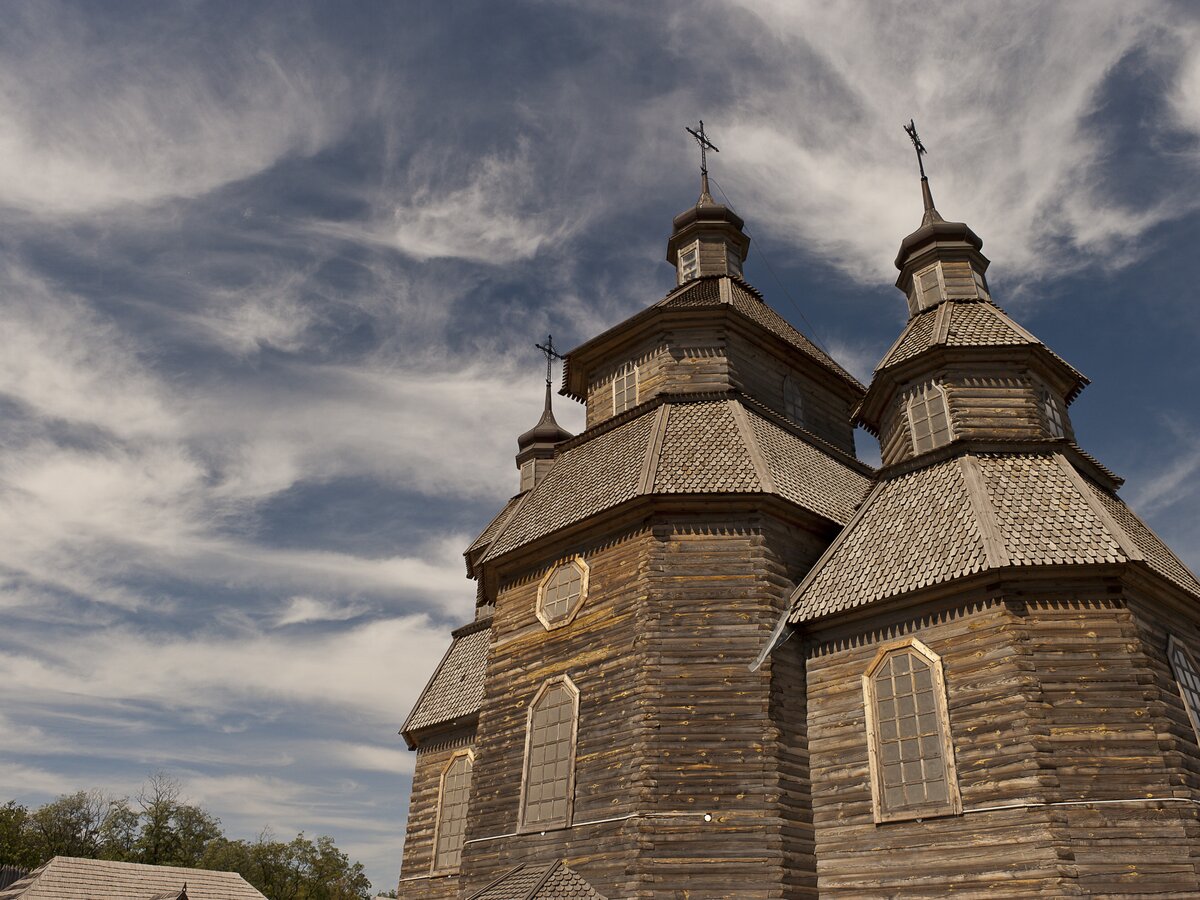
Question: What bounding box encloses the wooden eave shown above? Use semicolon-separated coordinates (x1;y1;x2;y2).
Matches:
562;289;864;404
479;491;842;593
875;438;1123;490
854;342;1090;434
401;717;478;752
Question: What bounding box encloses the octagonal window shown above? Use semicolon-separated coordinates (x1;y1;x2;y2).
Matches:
537;558;589;630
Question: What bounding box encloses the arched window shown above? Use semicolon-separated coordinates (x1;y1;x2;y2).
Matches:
432;750;473;872
782;375;805;426
1041;390;1066;439
863;639;961;823
536;558;589;631
906;383;953;454
1168;636;1200;745
520;676;579;830
612;362;638;414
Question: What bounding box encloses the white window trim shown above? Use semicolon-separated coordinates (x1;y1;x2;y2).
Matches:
517;675;580;833
1168;635;1200;746
906;382;954;454
536;557;590;631
862;637;962;824
612;362;639;415
430;748;474;875
678;240;700;283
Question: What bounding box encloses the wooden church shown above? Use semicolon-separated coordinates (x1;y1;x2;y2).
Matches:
395;129;1200;898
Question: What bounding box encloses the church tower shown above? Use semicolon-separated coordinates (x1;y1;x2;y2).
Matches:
758;130;1200;896
397;142;872;898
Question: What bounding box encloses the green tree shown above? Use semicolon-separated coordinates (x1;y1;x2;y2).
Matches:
26;790;114;860
0;800;37;868
199;831;371;900
133;772;221;866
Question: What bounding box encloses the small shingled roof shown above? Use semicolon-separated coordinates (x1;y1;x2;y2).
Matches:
784;451;1200;625
480;396;872;564
469;860;607;900
0;857;265;900
873;299;1087;394
402;620;490;744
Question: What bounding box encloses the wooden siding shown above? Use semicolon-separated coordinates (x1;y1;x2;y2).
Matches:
457;511;829;898
398;729;475;899
878;364;1075;466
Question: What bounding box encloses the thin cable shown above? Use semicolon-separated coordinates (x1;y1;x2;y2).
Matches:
709;175;830;354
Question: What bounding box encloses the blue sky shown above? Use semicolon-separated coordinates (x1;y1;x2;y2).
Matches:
1;1;1199;892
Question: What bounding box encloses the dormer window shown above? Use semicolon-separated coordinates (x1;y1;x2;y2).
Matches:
907;383;953;454
612;362;638;414
678;241;699;283
1041;391;1066;439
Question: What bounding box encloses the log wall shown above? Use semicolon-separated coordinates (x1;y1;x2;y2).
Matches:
398;729;475;899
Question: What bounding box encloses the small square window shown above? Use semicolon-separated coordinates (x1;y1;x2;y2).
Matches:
537;558;589;630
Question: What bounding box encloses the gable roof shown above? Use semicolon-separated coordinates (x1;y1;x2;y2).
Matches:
780;450;1200;628
479;395;873;564
402;618;491;746
0;857;265;900
468;860;607;900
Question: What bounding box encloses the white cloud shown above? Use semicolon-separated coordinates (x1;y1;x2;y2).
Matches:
0;4;351;216
704;0;1200;283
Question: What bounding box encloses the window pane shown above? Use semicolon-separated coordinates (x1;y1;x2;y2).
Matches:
1169;640;1200;743
523;682;576;828
870;648;953;816
435;754;473;870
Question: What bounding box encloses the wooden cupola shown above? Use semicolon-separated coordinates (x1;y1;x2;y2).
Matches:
664;173;751;285
515;382;572;492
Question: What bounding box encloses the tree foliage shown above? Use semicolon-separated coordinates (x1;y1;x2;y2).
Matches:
0;776;374;900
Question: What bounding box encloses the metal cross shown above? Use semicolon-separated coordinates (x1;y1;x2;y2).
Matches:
535;334;564;387
903;119;928;178
686;120;720;181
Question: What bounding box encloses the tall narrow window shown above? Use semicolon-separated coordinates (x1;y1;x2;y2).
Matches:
612;362;638;414
913;264;943;309
782;375;805;425
906;383;953;453
432;750;473;872
520;676;579;830
725;243;743;278
1168;637;1200;745
1041;391;1066;439
971;268;990;300
678;241;699;283
863;639;961;823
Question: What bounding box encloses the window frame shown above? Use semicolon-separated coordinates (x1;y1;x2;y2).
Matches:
912;262;945;309
678;240;700;283
517;675;580;833
430;748;474;874
612;362;639;415
782;374;805;426
1167;635;1200;746
906;382;954;454
725;241;743;278
536;557;590;631
862;638;962;824
1041;390;1066;439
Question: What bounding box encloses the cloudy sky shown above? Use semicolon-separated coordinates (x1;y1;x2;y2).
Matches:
2;0;1199;891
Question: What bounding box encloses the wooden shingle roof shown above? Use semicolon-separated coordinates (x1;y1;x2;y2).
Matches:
783;451;1200;626
479;395;872;564
871;299;1088;399
468;861;607;900
0;857;265;900
402;619;490;744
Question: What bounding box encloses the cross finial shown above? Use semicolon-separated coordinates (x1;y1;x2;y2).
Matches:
903;119;928;179
535;334;564;389
686;120;720;199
